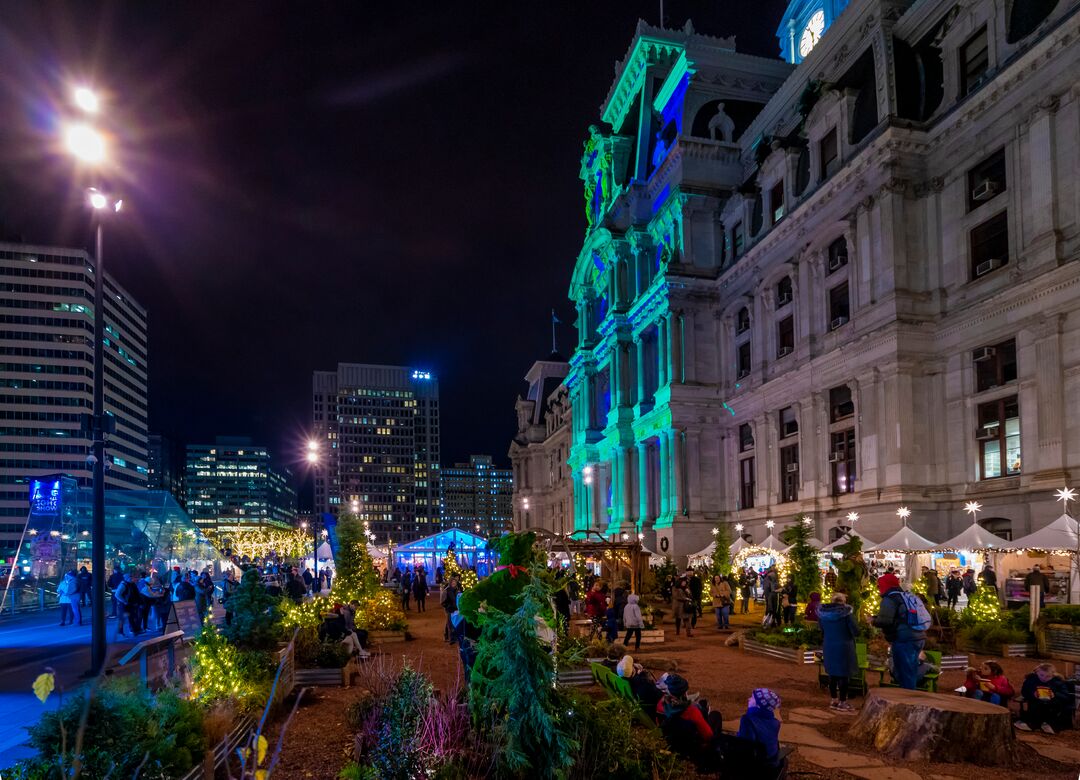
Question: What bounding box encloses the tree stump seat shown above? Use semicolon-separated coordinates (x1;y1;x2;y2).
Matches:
849;687;1015;764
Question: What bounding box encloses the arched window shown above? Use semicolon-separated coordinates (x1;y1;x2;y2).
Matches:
979;517;1013;541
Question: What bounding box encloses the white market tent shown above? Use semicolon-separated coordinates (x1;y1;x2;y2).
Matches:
865;526;938;553
783;536;823;554
1008;513;1080;551
730;536;751;555
757;533;787;553
316;541;333;560
642;546;668;567
931;522;1011;552
822;530;875;553
686;541;714;568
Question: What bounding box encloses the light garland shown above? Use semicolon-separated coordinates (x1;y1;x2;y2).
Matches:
190;624;259;706
444;549;478;590
204;527;312;561
961;584;1003;625
732;545;791;583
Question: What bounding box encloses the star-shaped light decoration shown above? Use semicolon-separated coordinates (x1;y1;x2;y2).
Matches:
1055;486;1077;510
846;512;859;525
964;501;983;520
734;523;744;533
711;527;718;536
803;516;814;526
766;520;775;529
896;506;911;522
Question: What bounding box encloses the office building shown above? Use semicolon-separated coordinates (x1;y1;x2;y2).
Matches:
147;432;186;508
185;437;297;531
441;455;514;538
565;0;1080;559
312;363;440;543
0;242;149;560
509;356;575;535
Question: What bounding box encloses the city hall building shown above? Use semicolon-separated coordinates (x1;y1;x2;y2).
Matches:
565;0;1080;559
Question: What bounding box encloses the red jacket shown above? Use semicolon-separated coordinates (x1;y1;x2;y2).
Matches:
585;590;607;618
964;672;1014;699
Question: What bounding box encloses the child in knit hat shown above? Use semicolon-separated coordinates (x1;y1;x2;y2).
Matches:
736;688;784;767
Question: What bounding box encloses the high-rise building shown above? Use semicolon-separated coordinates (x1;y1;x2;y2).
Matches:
441;455;514;538
564;0;1080;560
0;241;149;560
147;432;186;507
509;356;574;535
185;437;297;531
312;363;440;543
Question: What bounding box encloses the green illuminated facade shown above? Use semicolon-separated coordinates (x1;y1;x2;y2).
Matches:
567;22;792;558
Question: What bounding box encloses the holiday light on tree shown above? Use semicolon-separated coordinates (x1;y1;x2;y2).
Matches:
444;548;478;590
962;582;1003;625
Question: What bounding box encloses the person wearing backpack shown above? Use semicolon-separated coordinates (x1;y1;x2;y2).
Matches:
871;580;928;690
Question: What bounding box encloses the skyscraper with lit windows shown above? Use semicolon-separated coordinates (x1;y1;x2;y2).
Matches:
185;437;296;531
312;363;440;543
440;455;513;538
0;241;149;560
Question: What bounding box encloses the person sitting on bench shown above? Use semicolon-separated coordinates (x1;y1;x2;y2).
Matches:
616;655;662;719
737;688;785;771
1016;663;1073;734
318;605;369;658
656;673;723;765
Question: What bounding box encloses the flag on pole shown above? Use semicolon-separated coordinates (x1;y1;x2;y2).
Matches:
551;308;560;324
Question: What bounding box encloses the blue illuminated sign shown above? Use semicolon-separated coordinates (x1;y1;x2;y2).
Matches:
29;478;62;515
411;370;432;380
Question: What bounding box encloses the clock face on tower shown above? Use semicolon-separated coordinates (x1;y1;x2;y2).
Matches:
799;9;826;58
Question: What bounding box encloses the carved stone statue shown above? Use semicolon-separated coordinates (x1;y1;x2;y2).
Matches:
708;102;736;143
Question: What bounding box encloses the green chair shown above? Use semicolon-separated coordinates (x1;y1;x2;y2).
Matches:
590;662;659;731
877;648;941;692
816;642;870;696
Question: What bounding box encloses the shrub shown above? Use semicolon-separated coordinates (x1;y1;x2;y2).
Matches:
294;625;352;668
369;665;435;780
334;513;382;601
18;678;203;780
1038;605;1080;626
780;516;822;613
565;692;680;779
223;568;281;651
746;623;822;648
191;624;272;711
354;589;408;631
958;622;1031;647
959;585;1002;626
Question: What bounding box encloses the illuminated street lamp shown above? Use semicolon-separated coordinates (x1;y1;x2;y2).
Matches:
60;84;122;675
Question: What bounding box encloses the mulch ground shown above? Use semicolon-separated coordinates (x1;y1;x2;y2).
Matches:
267;601;1080;779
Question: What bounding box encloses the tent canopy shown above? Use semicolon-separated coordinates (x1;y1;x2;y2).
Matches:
1008;514;1080;552
316;541;333;560
756;533;787;553
932;522;1011;552
866;526;938;553
642;546;668;566
823;530;875;552
730;536;750;555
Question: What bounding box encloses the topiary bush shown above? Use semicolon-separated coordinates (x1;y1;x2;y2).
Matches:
369;665;435;780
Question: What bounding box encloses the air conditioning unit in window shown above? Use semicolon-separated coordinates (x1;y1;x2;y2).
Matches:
975;257;1003;277
828;253;848;272
973;346;996;362
972;180;999;202
777;346;793;358
975;427;996;441
777;292;793;307
827;452;843;463
831;316;849;330
785;463;800;473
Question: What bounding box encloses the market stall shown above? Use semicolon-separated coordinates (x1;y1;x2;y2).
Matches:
865;526;938;583
997;514;1079;604
928;522;1009;586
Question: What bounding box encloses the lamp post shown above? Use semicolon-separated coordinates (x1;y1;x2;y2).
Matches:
305;440;321;585
63;86;120;675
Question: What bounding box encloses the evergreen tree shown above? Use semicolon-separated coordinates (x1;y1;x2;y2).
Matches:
834;534;871;619
470;570;576;779
443;548;478;590
710;523;733;577
961;581;1002;625
334;512;380;601
780;516;822;614
222;568;280;651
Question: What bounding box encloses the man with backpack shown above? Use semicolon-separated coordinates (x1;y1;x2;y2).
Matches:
871;579;929;690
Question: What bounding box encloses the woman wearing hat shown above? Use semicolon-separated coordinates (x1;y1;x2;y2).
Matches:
656;673;722;765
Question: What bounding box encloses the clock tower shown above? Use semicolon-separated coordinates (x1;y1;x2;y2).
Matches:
776;0;850;64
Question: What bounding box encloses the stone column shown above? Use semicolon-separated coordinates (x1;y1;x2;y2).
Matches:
1033;315;1066;475
685;429;702;514
658;315;670;388
637;441;651;528
658;431;671;521
671;429;686;518
615;446;631;528
1027;97;1060;261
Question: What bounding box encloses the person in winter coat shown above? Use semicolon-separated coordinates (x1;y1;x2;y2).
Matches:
761;568;780;625
222;569;242;621
1024;565;1051;607
195;572;215;625
963;661;1014;705
672;577;695;637
736;688;784;770
818;593;859;711
113;571;138;638
623;593;645;651
441;575;461;643
1016;663;1073;734
961;569;978;599
738;570;754;614
57;570;80;627
412;573;429;612
781;578;798;625
584;581;607;621
803;591;823;622
75;566;92;608
945;570;963;609
612;583;628;629
921;566;941;604
656;673;723;766
400;570;413;612
687;570;704;618
709;575;732;629
978;565;998;590
107;567;124;618
871;581;926;690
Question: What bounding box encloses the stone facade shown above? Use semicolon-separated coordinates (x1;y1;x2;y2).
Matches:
565;0;1080;560
509;358;575;535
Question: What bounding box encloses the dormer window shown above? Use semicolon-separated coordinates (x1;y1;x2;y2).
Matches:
776;276;793;308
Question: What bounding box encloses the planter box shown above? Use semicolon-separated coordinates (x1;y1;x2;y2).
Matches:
639;629;665;645
962;642;1036;658
939;654;969;671
1043;623;1080;663
295;666;348;686
741;637;817;664
368;629;406;645
556;667;593;687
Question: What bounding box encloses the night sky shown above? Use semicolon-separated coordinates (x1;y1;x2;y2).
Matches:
0;1;787;491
